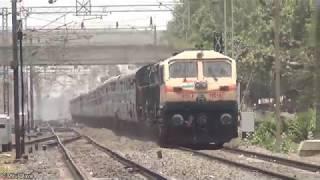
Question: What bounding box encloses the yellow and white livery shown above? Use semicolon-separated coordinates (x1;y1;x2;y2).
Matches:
70;50;238;146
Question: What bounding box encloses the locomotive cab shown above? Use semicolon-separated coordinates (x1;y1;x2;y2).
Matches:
158;50;238;146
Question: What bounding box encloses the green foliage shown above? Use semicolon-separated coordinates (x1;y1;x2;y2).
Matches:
167;0;319;152
250;118;276;150
248;110;315;153
287;109;316;142
167;0;316;110
280;133;298;153
249;114;285;151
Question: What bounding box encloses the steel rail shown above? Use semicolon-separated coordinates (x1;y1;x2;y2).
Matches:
178;147;296;180
12;135;56;148
46;135;82;147
52;128;89;180
81;134;167;180
223;147;320;173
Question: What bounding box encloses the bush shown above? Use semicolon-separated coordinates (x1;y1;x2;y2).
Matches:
280;133;298;153
248;109;315;153
250;115;277;151
287;109;315;143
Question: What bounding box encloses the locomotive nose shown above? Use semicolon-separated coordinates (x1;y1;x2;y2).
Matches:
220;113;233;125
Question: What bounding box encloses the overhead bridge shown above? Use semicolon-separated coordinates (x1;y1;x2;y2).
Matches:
0;29;181;66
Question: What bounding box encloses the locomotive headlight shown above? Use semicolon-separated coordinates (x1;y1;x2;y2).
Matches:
195;82;201;89
171;114;184;126
197;113;207;125
220;113;233;125
200;81;208;89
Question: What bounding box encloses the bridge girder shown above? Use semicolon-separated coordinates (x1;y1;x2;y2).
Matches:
0;45;179;66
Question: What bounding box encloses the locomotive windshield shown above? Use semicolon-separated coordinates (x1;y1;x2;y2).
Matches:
169;61;197;78
203;60;232;78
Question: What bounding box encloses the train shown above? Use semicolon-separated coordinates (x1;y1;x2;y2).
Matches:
70;50;239;146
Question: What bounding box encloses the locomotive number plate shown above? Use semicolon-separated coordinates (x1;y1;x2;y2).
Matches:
181;93;195;99
209;91;224;98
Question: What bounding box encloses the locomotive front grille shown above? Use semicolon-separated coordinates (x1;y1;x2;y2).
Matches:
196;94;207;103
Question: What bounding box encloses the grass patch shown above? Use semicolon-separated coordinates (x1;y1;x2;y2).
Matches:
246;109;315;153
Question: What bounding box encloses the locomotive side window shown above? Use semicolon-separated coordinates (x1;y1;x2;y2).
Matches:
203;60;232;78
169;61;197;78
159;65;164;83
149;66;159;84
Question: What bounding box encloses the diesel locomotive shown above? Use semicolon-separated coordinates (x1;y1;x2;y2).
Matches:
70;50;239;146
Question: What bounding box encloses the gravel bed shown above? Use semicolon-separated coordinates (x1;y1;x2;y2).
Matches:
202;149;320;180
76;127;277;180
65;138;146;179
15;147;74;180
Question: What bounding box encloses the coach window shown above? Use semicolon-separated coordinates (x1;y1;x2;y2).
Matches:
111;82;115;91
126;81;129;89
128;79;132;89
122;81;124;91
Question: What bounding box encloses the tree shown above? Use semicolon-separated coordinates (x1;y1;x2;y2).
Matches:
167;0;314;111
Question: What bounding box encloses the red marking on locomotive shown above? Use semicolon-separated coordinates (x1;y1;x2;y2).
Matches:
165;84;237;94
209;91;224;98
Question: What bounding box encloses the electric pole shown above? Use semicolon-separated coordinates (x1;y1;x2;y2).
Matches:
18;19;25;154
231;0;234;59
187;0;191;40
224;0;227;55
11;0;21;159
30;65;34;130
315;0;320;137
274;0;282;151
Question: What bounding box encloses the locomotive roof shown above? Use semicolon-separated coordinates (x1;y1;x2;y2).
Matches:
102;68;138;84
163;50;234;63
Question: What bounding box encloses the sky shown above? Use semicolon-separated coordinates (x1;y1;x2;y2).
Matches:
0;0;177;30
1;0;178;120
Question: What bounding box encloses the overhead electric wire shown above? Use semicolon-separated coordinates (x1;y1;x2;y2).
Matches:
3;3;178;15
39;13;71;30
27;16;67;25
155;0;175;11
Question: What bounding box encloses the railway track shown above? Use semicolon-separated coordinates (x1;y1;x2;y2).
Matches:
52;128;88;180
12;135;55;148
53;126;320;179
56;128;167;180
223;147;320;173
178;147;320;180
82;134;167;179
